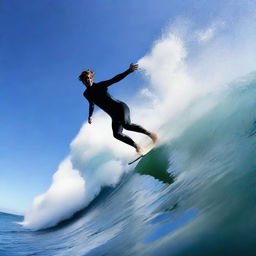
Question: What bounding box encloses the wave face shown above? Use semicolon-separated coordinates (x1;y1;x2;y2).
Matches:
2;74;256;255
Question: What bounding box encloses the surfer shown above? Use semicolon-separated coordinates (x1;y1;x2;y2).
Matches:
78;63;157;154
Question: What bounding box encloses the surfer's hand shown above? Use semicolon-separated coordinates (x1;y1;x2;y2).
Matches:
129;63;139;72
88;117;92;124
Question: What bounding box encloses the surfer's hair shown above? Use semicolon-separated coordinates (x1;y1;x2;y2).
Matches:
78;69;95;82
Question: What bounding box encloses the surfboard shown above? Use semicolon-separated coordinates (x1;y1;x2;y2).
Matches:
128;142;156;165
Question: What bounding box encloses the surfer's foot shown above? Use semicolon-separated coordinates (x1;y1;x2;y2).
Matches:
148;132;158;143
134;143;143;155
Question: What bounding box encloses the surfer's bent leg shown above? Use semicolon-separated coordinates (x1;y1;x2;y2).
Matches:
123;123;150;135
112;121;136;147
121;103;150;135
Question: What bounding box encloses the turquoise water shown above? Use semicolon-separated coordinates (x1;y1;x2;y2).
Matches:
1;74;256;255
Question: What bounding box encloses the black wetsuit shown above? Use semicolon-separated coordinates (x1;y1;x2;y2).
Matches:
83;69;149;147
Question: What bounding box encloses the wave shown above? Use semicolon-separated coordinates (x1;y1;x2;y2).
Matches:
21;16;256;230
6;71;256;255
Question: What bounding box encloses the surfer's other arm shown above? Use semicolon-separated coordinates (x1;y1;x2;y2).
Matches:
86;97;94;124
99;63;139;87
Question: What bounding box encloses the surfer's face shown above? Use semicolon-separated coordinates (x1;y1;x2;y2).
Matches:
84;74;93;87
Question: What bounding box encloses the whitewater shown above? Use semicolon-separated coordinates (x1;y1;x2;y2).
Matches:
1;16;256;256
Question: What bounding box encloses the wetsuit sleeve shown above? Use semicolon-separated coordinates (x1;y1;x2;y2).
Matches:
98;69;133;87
88;101;94;117
84;92;94;117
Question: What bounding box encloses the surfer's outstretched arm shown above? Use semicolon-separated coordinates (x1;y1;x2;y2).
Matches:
98;63;138;87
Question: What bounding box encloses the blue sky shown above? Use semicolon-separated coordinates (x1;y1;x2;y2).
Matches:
0;0;252;214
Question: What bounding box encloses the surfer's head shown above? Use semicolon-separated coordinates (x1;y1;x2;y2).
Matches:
79;69;95;87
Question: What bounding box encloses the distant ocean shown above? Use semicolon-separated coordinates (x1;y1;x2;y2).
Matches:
1;73;256;256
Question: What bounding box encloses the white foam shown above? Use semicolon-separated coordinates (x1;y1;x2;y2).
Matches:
21;158;86;229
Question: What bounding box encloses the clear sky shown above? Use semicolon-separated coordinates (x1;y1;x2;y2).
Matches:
0;0;253;214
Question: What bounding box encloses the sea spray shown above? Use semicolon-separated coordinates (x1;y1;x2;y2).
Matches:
21;158;86;230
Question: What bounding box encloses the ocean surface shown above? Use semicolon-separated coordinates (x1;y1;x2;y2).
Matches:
1;73;256;256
